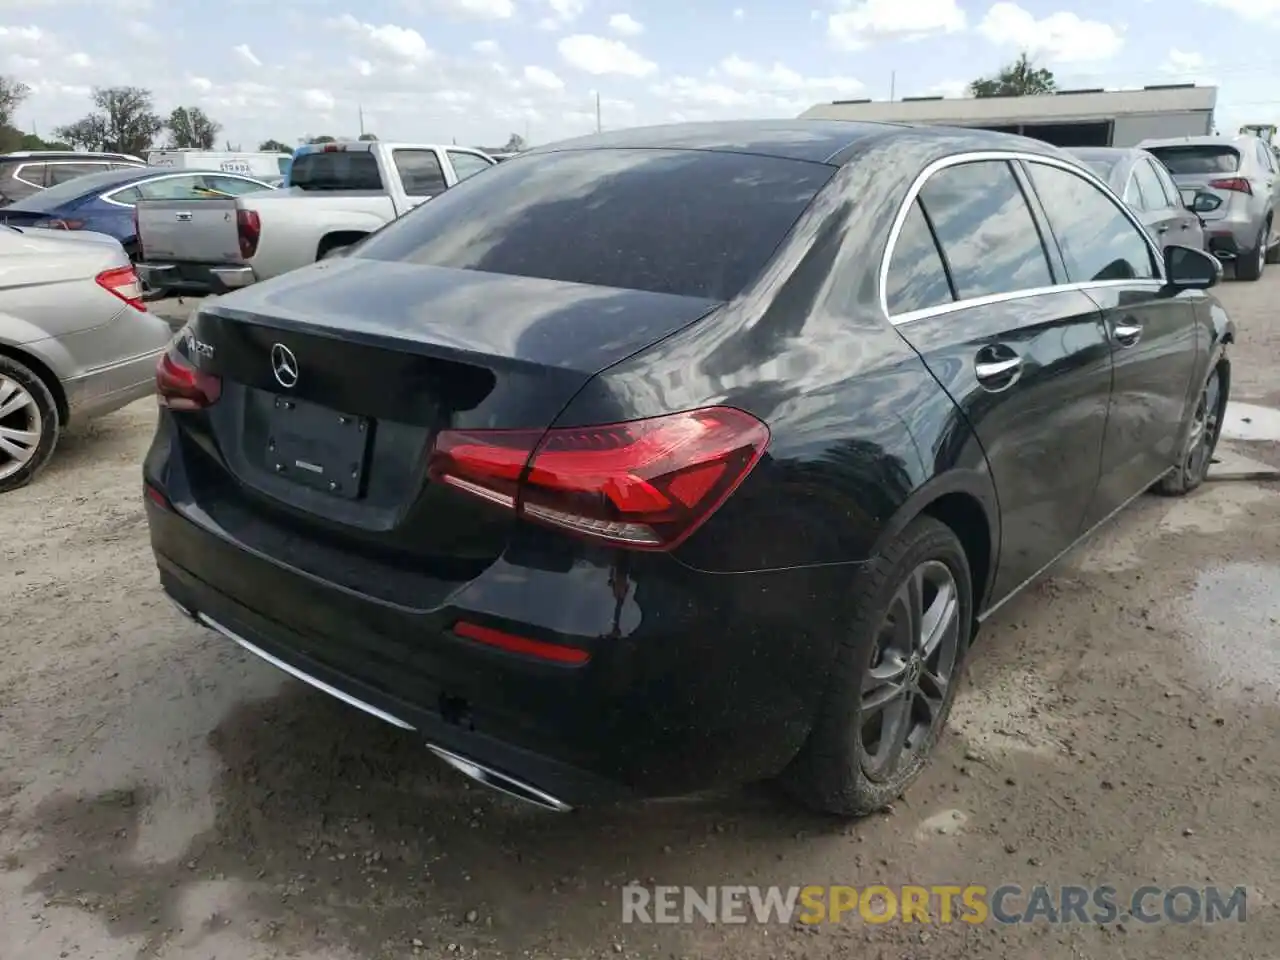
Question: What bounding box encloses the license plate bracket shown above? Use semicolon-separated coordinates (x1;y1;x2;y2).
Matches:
264;395;371;499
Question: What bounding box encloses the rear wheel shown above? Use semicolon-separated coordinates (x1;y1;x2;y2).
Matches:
1154;361;1227;497
782;516;972;817
0;355;60;494
1265;219;1279;264
1235;227;1266;281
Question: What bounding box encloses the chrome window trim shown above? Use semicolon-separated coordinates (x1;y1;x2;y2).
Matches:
11;162;47;188
100;171;273;208
879;150;1166;327
14;159;115;188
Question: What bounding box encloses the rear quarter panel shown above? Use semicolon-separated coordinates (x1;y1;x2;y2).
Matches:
556;139;998;579
245;193;397;279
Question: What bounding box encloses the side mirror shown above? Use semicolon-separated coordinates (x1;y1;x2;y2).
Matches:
1164;244;1221;290
1183;190;1221;214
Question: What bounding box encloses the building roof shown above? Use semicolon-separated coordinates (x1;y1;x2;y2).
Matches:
800;85;1218;125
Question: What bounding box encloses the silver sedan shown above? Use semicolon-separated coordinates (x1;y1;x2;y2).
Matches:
0;226;173;492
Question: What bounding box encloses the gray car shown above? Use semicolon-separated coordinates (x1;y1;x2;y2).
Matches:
1139;134;1280;280
1067;146;1205;253
0;225;173;492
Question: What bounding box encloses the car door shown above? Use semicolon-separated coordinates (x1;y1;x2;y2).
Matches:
1130;156;1189;246
1147;156;1204;250
886;158;1113;600
1021;158;1200;528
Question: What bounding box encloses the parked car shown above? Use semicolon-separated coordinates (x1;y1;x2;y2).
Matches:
0;167;276;262
0;225;172;492
145;121;1232;816
0;151;145;207
1067;146;1206;252
133;141;497;296
1139;134;1280;280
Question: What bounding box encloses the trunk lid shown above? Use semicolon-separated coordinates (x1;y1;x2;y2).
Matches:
179;258;720;579
136;196;244;263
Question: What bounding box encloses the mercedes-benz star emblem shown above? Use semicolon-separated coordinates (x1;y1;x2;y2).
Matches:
271;343;299;389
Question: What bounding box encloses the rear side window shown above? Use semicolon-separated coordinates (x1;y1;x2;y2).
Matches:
393;149;448;195
885;200;954;315
447;150;493;182
290;150;383;191
12;163;47;186
1025;161;1157;283
918;160;1053;299
355;148;835;300
46;162;106;185
1131;160;1168;211
1145;146;1239;175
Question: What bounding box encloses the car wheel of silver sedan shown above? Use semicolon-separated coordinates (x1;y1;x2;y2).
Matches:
0;356;60;493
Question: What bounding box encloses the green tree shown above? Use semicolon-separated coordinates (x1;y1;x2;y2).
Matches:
358;132;378;141
501;132;527;152
307;134;337;144
259;138;292;152
54;86;163;156
166;106;221;149
969;52;1056;98
0;75;30;130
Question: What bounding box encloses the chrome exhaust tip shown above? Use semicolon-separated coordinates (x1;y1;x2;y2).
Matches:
427;744;573;813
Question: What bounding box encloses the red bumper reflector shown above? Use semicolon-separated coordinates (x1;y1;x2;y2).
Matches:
144;482;169;509
452;621;590;665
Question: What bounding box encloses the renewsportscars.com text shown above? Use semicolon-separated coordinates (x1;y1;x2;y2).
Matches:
621;884;1248;925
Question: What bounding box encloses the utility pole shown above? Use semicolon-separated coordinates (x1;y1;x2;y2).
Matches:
889;71;896;101
595;91;602;133
358;104;365;136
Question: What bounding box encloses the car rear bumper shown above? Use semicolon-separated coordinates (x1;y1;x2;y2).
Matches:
143;455;856;805
138;261;258;296
65;341;169;423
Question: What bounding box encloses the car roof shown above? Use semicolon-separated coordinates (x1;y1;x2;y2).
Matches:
1067;146;1143;160
0;151;143;162
1139;135;1248;149
523;119;1071;166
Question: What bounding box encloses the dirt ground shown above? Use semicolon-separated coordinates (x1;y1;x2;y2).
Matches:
2;281;1278;960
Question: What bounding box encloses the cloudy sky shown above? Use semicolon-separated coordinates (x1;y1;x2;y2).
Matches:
2;0;1277;150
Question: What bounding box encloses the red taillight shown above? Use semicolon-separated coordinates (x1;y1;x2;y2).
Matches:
237;209;261;259
38;217;85;230
144;482;170;509
428;406;770;551
1208;177;1252;195
155;345;222;411
95;265;146;311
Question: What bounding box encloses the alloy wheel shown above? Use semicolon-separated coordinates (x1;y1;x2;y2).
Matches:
0;375;43;482
1185;369;1222;481
860;559;961;782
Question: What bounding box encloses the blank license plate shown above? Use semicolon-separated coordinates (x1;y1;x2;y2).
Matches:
264;395;371;499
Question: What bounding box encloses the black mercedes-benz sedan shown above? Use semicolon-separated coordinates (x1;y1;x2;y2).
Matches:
144;120;1234;817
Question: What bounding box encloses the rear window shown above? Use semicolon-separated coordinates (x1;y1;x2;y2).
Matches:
354;148;834;300
289;150;383;191
1144;146;1240;175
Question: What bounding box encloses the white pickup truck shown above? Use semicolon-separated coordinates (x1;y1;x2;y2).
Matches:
134;141;496;295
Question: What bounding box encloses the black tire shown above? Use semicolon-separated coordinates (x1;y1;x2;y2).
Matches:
1154;360;1228;497
782;515;973;817
1235;227;1266;281
0;354;61;494
1265;221;1280;264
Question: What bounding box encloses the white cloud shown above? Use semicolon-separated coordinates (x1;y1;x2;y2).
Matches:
351;57;375;77
608;13;643;36
123;20;160;43
977;3;1124;63
429;0;515;18
654;55;863;114
828;0;965;50
921;78;970;98
1197;0;1280;24
558;34;656;77
472;39;501;56
547;0;587;20
67;51;91;68
1163;48;1206;73
326;14;432;61
0;25;46;44
303;89;336;112
733;7;745;19
187;76;213;92
523;65;565;90
233;43;261;67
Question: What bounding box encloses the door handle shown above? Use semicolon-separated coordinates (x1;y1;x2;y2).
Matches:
1156;224;1169;234
1114;323;1142;346
974;356;1022;382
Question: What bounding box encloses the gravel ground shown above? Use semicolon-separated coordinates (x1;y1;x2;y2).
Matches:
1;282;1278;960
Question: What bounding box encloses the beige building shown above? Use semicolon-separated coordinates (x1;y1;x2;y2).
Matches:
798;84;1218;148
